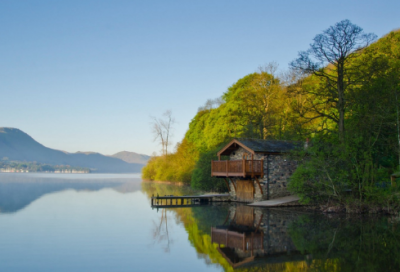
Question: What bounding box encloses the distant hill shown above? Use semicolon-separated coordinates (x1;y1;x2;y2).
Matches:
111;151;150;165
0;128;144;173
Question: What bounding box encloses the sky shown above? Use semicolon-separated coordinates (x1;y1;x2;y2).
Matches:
1;0;399;156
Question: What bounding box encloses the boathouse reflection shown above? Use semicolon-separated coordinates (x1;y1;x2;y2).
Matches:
211;205;302;269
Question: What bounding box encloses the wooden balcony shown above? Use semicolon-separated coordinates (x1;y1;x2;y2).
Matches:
211;160;264;178
211;227;264;251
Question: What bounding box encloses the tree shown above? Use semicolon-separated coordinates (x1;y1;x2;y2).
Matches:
251;63;283;139
290;19;376;143
151;110;175;156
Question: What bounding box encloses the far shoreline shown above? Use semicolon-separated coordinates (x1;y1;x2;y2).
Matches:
141;179;187;186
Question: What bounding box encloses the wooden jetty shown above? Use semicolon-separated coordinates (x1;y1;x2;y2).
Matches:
151;194;230;208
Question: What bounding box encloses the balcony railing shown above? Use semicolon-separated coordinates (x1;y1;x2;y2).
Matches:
211;159;264;177
211;227;264;251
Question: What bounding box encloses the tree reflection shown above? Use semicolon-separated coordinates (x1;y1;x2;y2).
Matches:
152;209;173;252
288;214;400;272
142;182;400;271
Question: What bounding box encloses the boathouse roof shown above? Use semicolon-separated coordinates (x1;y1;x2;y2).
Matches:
217;138;300;156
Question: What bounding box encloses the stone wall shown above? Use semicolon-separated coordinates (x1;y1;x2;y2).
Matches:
228;147;297;201
263;154;297;200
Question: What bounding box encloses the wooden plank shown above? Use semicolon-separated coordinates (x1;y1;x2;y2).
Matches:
152;194;229;199
151;204;210;208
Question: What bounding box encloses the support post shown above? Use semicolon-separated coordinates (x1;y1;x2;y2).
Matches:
228;178;237;192
223;178;231;192
226;160;229;177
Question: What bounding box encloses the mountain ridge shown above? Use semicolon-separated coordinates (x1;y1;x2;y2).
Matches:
0;127;146;173
111;151;150;165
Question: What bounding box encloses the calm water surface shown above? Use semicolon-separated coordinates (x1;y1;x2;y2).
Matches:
0;173;399;272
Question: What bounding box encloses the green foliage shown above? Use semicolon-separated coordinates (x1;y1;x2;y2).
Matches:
146;26;400;205
145;69;295;189
142;138;198;183
289;134;400;207
288;136;350;204
288;29;400;207
191;145;229;192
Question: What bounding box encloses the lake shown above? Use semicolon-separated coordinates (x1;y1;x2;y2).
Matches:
0;173;399;272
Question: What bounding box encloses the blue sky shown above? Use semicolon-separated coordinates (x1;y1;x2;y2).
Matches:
1;0;399;155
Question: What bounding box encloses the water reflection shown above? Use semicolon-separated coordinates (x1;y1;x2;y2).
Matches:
211;206;303;270
2;174;398;271
207;206;400;271
0;173;141;213
141;181;400;271
152;209;174;252
287;213;400;272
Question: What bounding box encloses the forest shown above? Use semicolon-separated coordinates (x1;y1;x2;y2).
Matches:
142;20;400;209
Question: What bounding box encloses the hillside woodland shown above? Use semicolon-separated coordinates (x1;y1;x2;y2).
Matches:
143;21;400;209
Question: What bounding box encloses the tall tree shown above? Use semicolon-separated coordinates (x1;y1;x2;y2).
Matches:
151;110;175;156
251;63;283;139
290;19;376;143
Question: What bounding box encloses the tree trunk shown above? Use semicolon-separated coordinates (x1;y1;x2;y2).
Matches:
395;85;400;170
337;62;346;144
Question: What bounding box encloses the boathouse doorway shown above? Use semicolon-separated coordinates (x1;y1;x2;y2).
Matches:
236;180;254;202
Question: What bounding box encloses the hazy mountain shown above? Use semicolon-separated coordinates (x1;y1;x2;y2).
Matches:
111;151;150;165
0;128;143;173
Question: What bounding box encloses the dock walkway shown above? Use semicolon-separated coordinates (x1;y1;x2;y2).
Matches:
151;193;230;208
248;195;300;207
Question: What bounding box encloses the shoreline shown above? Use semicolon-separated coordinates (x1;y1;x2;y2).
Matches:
304;204;400;215
141;179;189;186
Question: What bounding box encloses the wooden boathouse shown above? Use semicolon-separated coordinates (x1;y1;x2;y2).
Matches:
211;138;300;202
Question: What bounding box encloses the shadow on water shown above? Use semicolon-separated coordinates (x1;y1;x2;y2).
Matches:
0;173;142;213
